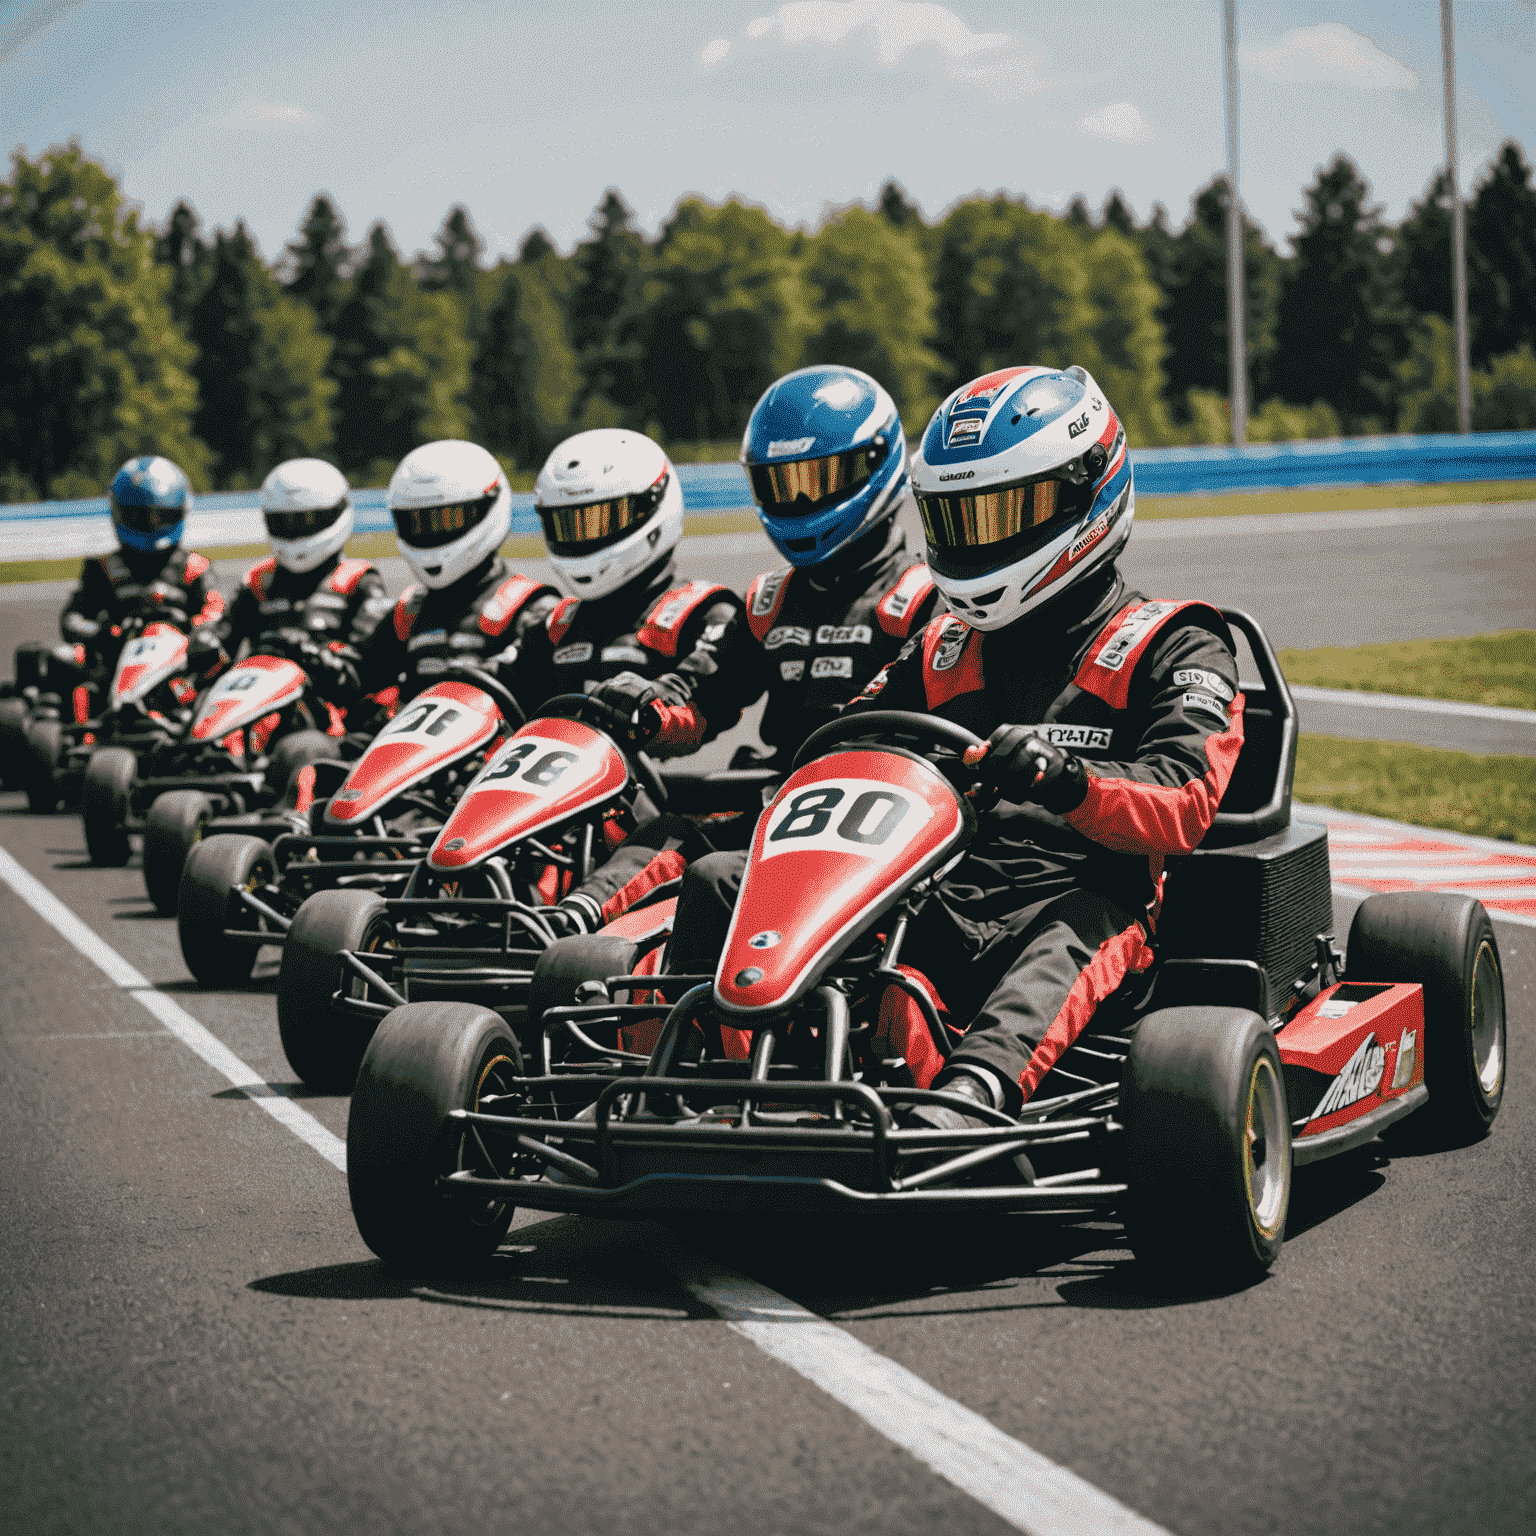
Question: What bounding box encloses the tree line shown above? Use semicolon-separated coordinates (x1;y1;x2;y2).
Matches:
2;138;1533;503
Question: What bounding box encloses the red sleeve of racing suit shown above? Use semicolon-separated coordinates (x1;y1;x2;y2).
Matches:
183;555;224;627
653;597;762;752
1062;623;1244;857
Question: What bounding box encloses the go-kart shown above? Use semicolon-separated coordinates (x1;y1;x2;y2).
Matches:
173;666;530;992
342;611;1507;1285
83;630;353;904
270;693;700;1093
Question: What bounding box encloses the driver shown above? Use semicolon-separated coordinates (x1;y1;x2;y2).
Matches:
668;366;1244;1131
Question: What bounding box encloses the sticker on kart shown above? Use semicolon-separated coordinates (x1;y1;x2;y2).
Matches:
327;681;503;824
191;655;307;741
428;716;628;870
111;623;189;706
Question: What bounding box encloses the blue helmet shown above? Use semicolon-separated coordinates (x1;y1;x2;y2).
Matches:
741;365;909;567
108;456;192;554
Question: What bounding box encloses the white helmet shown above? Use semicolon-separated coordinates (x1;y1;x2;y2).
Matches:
534;429;683;599
911;365;1133;630
260;458;353;573
387;440;512;590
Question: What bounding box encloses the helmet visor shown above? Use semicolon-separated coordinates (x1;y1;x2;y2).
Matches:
918;467;1097;574
749;444;879;517
537;470;669;556
265;495;349;542
393;489;499;550
111;497;184;535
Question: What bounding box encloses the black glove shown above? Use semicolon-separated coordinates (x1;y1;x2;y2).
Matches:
963;725;1088;813
61;612;101;644
589;671;665;745
186;629;227;675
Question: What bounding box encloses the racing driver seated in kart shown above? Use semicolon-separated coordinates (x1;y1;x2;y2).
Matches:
543;363;941;934
665;364;1246;1139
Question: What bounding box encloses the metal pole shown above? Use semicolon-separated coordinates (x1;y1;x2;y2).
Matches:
1441;0;1472;433
1222;0;1249;446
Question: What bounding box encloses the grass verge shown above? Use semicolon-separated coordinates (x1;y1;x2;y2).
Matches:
1279;631;1536;711
1295;734;1536;844
1135;477;1536;521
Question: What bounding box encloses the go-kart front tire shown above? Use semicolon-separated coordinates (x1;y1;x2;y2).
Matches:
1347;892;1505;1146
1122;1006;1291;1288
348;1002;522;1273
142;790;214;915
276;889;390;1091
82;746;137;866
24;718;62;814
0;697;29;789
177;833;277;987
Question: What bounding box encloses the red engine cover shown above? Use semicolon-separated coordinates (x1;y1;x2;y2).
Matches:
191;654;307;741
714;748;973;1015
326;681;502;825
111;623;188;707
428;716;629;871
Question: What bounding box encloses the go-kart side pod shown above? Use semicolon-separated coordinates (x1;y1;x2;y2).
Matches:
110;622;189;708
715;746;974;1016
326;681;502;826
427;716;630;873
190;654;308;742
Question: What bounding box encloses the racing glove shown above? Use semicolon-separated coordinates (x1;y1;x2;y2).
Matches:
186;628;228;677
962;726;1089;814
61;611;101;644
589;671;706;755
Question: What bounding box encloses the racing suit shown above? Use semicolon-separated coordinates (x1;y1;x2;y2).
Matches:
668;565;1245;1110
557;525;940;929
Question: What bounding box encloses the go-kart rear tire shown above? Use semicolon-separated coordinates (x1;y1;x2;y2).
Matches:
82;746;137;866
24;718;63;814
1122;1006;1291;1287
528;932;642;1051
177;833;277;987
276;889;391;1091
143;790;214;915
0;697;29;789
1347;892;1505;1146
348;1002;522;1273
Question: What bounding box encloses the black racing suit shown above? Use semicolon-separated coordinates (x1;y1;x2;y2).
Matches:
669;565;1246;1110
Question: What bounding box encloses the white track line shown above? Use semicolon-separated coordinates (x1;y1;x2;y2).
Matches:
0;845;347;1173
0;838;1171;1536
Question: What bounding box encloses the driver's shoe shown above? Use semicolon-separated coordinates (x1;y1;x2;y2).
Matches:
903;1067;1035;1185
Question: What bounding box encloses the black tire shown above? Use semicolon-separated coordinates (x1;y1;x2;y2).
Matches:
265;729;341;806
528;931;642;1057
142;790;214;915
24;718;63;814
176;833;278;987
81;746;138;866
0;697;28;790
1347;892;1505;1145
276;889;391;1090
1122;1006;1291;1287
348;1002;523;1272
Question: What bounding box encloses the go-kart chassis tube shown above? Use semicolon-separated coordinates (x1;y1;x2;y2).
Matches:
225;885;294;937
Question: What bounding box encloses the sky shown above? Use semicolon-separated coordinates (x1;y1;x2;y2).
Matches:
2;0;1532;266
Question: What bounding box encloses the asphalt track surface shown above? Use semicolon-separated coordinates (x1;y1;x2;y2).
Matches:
2;507;1534;1535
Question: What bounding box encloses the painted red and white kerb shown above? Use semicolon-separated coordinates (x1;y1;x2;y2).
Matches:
427;715;629;871
1301;804;1536;925
110;622;189;707
190;655;306;741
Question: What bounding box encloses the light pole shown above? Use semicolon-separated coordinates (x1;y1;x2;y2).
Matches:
1441;0;1472;433
1222;0;1249;447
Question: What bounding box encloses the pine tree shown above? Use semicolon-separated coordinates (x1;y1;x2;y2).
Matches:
0;142;209;499
1102;192;1137;238
877;180;922;231
155;200;210;325
1467;142;1536;364
569;190;646;410
284;195;352;335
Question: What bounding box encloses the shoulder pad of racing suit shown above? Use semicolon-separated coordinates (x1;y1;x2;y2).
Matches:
479;573;558;637
244;557;278;600
546;595;581;647
921;615;985;708
876;561;937;640
327;558;375;597
745;567;794;642
638;580;735;659
1073;599;1232;711
181;551;210;582
393;584;426;642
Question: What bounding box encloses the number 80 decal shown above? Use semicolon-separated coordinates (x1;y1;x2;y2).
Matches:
759;777;934;861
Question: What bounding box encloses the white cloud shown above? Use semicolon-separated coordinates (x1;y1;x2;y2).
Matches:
700;38;731;68
1240;23;1418;91
1077;101;1152;144
220;98;322;130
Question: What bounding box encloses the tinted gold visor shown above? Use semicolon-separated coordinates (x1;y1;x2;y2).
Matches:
536;471;668;554
750;446;875;515
918;479;1064;552
393;491;497;549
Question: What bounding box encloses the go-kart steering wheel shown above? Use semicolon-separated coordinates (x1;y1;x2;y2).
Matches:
534;693;670;810
442;661;527;731
791;710;985;772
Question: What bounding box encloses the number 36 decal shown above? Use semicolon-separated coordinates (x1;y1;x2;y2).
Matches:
759;777;933;861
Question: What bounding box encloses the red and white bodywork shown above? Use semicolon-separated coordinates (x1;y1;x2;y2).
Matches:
715;747;974;1015
190;654;308;742
327;681;503;825
110;623;190;708
428;716;630;872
